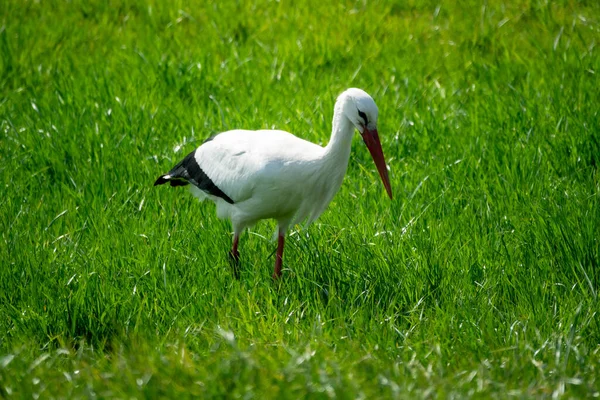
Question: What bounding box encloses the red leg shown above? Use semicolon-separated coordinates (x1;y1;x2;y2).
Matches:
272;232;285;279
229;234;240;279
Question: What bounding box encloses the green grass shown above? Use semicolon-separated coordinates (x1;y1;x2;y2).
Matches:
1;0;599;397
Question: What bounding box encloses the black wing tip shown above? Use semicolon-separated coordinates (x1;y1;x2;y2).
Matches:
154;175;169;186
154;175;190;187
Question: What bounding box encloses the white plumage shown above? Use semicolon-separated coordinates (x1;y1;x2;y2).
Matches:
155;88;392;279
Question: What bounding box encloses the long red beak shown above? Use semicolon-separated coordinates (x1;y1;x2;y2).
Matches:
362;128;393;199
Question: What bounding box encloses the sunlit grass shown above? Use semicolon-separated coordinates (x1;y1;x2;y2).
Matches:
1;0;599;397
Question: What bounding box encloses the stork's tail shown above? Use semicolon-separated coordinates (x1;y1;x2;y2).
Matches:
154;174;189;187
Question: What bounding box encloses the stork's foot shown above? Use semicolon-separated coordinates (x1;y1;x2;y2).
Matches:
271;257;283;280
228;250;240;280
271;269;282;280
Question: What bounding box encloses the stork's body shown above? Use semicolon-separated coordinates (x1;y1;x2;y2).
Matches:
155;88;392;279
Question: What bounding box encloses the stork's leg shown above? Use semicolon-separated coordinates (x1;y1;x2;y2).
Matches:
272;232;285;279
229;234;241;279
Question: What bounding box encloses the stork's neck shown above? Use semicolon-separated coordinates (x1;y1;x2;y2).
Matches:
323;104;354;169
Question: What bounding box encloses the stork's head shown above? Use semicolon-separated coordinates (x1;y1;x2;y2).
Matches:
339;88;379;132
338;88;392;199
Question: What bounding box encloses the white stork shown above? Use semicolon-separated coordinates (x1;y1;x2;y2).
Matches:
155;88;392;279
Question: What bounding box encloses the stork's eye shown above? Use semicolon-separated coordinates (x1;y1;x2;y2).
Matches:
358;110;368;125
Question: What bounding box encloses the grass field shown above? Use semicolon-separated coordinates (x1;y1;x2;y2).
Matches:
1;0;599;397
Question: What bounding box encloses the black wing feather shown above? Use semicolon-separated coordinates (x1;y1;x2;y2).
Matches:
154;150;234;204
